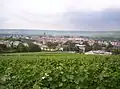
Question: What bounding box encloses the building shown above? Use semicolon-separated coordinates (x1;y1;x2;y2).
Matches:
75;44;86;53
85;50;112;55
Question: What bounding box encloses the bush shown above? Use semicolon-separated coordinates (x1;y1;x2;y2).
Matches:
0;54;120;89
112;49;120;55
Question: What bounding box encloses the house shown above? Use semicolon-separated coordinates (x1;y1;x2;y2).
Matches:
12;41;20;47
85;50;112;55
23;43;29;47
4;41;11;47
41;45;48;51
75;44;86;53
0;40;11;47
88;40;95;46
59;47;63;51
33;41;42;46
85;51;94;54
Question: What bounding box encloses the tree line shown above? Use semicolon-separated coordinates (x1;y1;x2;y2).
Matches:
62;41;120;54
0;43;41;53
0;40;120;55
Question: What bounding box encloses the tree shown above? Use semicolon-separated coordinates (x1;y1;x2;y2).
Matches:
0;44;7;52
64;40;73;45
105;42;113;52
92;43;102;50
16;43;27;52
28;43;41;52
74;46;80;53
63;46;69;51
83;41;92;52
112;49;120;55
46;42;58;49
64;41;75;51
68;42;75;51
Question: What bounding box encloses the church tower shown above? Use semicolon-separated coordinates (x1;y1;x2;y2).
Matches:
43;32;46;44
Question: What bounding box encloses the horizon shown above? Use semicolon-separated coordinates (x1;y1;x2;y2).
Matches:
0;29;120;38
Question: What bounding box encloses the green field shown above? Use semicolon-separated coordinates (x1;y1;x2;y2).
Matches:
0;52;120;89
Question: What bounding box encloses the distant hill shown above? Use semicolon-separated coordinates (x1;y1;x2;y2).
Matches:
0;29;120;38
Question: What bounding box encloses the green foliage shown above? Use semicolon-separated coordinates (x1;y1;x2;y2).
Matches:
83;41;92;52
0;37;21;41
112;49;120;55
4;42;41;53
46;42;58;49
16;43;28;52
28;43;41;52
105;42;113;52
63;41;76;51
92;43;102;50
74;46;80;53
0;44;7;52
0;53;120;89
63;46;69;51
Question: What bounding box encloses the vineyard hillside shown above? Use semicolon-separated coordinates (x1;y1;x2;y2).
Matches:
0;52;120;89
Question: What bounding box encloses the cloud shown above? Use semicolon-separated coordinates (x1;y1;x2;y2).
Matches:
63;8;120;30
1;0;120;30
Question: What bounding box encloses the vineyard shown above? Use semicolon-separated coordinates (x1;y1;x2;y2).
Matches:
0;52;120;89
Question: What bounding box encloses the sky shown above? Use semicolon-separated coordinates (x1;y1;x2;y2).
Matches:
1;0;120;30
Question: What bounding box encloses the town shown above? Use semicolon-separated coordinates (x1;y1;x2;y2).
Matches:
0;32;120;55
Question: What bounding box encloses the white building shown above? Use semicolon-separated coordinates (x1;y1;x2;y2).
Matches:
33;41;42;46
12;41;20;46
23;43;29;47
75;44;86;53
59;47;63;51
85;50;112;55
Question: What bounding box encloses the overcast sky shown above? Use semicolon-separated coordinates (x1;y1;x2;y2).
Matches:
1;0;120;30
